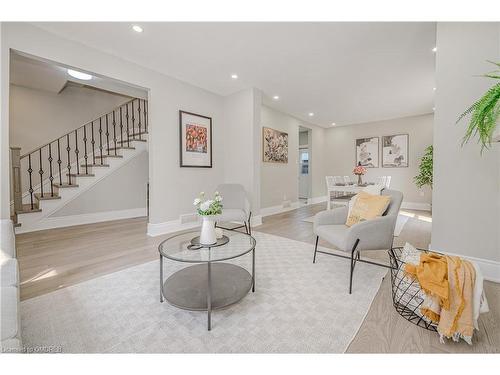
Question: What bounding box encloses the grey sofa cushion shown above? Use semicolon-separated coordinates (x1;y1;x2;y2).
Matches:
0;220;16;259
1;337;22;353
1;258;19;287
1;287;20;341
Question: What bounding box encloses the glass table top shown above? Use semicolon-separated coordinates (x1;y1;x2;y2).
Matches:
158;229;256;263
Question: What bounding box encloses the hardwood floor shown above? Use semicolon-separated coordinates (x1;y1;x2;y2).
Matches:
15;203;499;353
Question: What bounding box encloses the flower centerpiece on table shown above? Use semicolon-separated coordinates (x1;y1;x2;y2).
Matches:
193;191;223;245
353;164;367;185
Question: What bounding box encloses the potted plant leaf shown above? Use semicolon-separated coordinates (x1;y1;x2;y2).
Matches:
457;61;500;152
414;145;433;189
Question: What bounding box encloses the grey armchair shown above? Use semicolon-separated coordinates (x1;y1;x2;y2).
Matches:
215;183;252;235
313;189;403;294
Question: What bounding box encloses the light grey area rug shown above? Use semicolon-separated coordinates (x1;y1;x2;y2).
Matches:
302;214;409;236
20;232;387;353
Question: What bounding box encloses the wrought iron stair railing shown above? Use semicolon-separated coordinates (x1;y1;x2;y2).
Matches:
10;98;148;215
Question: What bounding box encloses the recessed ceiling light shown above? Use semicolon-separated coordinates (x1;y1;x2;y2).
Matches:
432;47;437;52
132;25;143;33
432;107;436;111
433;87;436;91
308;112;314;117
67;69;92;81
231;74;238;79
331;122;336;126
273;95;280;100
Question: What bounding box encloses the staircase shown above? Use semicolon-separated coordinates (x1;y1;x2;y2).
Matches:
10;98;148;233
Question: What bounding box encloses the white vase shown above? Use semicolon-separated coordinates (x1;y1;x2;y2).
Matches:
200;216;217;245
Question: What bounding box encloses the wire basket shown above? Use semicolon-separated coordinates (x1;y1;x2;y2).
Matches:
388;247;438;332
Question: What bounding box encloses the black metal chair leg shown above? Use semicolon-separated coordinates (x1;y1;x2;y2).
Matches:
244;222;249;234
349;239;360;294
248;221;252;235
313;236;319;263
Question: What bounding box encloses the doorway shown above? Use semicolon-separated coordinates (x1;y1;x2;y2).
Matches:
298;127;312;204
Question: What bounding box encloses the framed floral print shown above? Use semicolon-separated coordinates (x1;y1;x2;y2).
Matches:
179;110;212;168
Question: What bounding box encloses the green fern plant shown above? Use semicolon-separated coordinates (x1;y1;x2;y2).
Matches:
456;61;500;153
414;145;433;189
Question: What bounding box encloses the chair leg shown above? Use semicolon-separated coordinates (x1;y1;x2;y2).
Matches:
349;239;360;294
244;222;249;234
313;236;319;263
247;212;252;236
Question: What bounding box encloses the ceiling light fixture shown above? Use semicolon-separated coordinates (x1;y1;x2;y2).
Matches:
432;47;437;52
308;112;314;117
331;122;336;126
273;95;280;100
67;69;92;81
433;87;436;91
132;25;143;33
231;74;238;79
432;107;436;111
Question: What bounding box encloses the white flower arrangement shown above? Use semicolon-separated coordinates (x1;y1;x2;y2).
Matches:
193;191;223;216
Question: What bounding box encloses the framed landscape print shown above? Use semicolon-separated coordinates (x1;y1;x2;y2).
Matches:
355;137;379;168
382;134;409;168
179;110;212;168
263;127;288;163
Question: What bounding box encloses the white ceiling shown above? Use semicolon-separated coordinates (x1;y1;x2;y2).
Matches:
33;22;436;127
10;51;148;99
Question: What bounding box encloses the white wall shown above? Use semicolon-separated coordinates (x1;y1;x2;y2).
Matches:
260;105;326;209
433;23;500;266
50;151;148;217
222;88;262;218
1;23;227;231
9;84;129;153
324;114;434;208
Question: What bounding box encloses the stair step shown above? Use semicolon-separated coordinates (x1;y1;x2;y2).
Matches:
95;155;123;159
53;183;80;188
107;147;135;151
80;163;110;168
118;139;147;144
35;193;61;201
16;204;42;215
66;173;95;177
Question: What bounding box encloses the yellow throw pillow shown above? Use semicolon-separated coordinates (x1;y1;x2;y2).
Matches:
345;191;391;227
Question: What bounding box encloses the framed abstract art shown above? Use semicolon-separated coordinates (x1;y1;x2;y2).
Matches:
179;110;212;168
382;134;409;168
262;127;288;163
355;137;379;168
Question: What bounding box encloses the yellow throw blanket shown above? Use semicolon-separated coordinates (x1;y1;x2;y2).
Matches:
405;253;476;345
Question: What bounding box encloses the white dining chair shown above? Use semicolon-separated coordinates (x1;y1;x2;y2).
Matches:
377;176;387;187
343;176;353;185
326;176;351;210
385;176;392;188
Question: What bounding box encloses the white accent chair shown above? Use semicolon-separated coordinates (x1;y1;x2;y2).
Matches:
1;219;22;353
215;184;252;235
313;189;403;294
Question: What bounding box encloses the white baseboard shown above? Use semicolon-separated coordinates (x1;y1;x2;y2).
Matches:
15;207;147;234
428;244;500;283
309;195;327;205
147;219;200;237
148;214;263;237
260;201;301;217
251;215;262;227
401;201;431;211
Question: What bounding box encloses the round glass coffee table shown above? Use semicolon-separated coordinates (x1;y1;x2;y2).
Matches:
158;229;256;331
